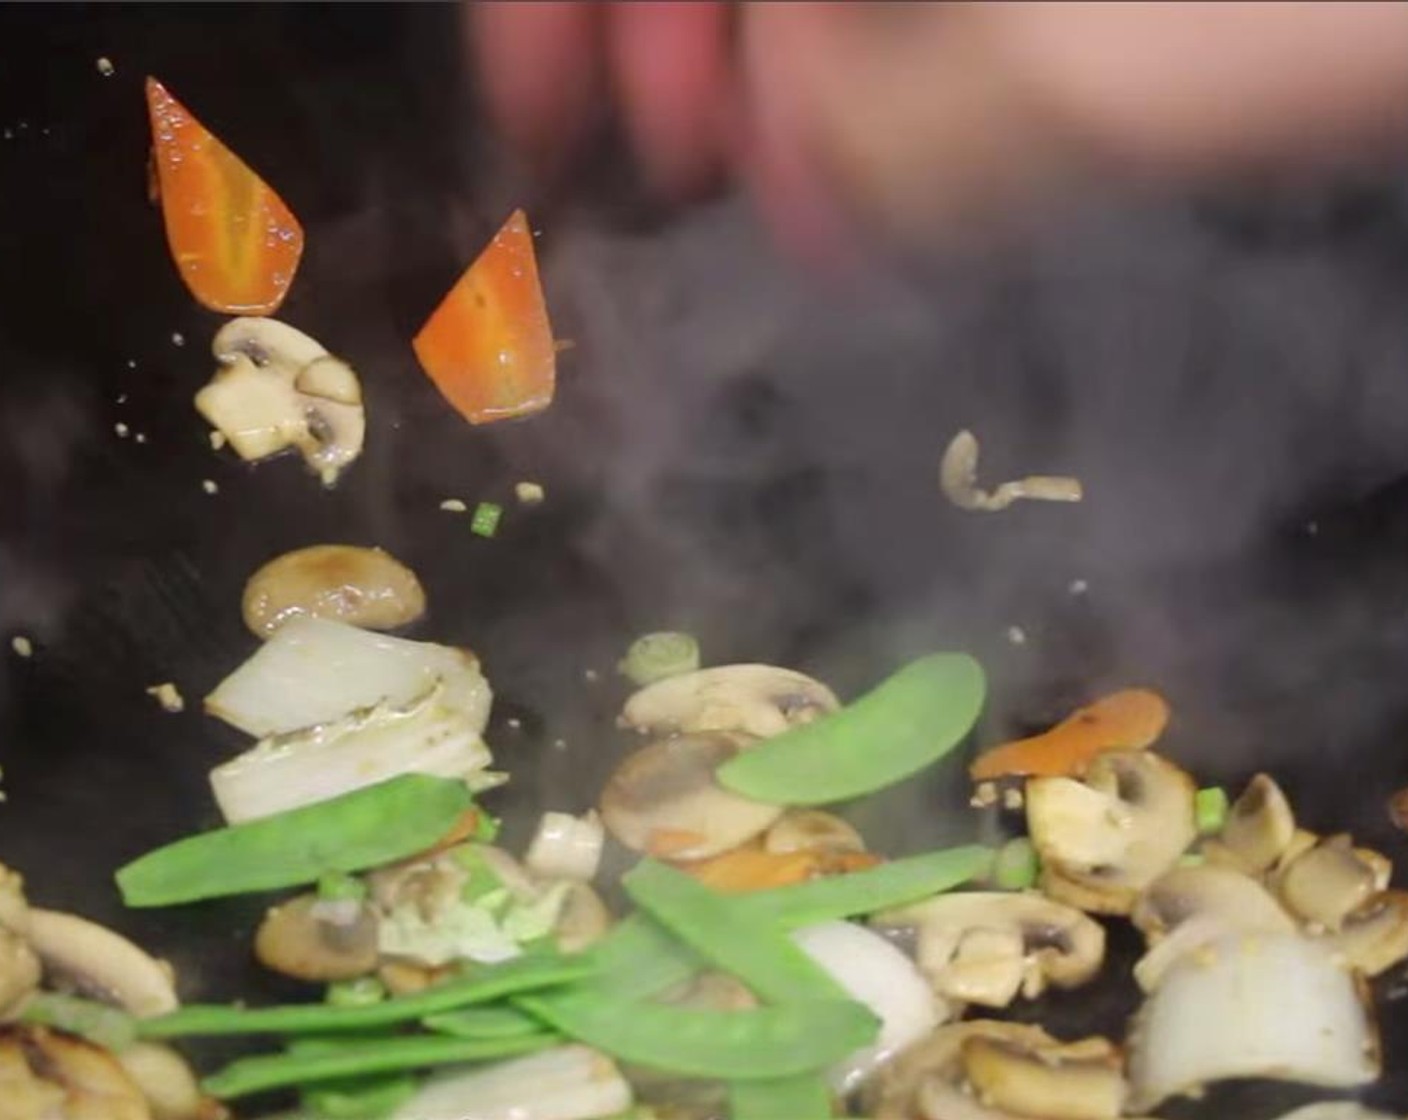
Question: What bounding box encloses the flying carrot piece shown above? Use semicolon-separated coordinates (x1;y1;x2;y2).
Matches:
968;688;1170;781
412;209;557;425
145;77;303;315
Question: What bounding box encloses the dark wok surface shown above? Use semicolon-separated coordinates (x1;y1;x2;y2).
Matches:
4;5;1408;1115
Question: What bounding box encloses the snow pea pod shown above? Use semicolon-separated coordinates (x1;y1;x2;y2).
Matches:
622;860;850;1004
203;1031;555;1100
517;991;873;1080
421;1005;545;1039
116;774;474;907
729;1074;833;1119
717;653;985;805
140;952;589;1039
301;1074;417;1119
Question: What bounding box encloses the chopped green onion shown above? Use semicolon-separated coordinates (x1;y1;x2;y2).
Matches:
318;871;367;903
470;502;503;538
620;632;701;687
21;993;136;1052
325;978;387;1009
1195;786;1230;836
991;837;1040;891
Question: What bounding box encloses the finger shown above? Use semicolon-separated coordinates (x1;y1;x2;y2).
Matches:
605;1;734;198
469;2;607;172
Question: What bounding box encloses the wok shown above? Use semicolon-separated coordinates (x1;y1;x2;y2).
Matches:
3;5;1408;1116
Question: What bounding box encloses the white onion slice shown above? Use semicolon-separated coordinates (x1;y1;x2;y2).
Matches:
209;684;491;823
392;1044;631;1120
792;920;945;1095
1126;933;1378;1113
205;617;491;738
1272;1106;1399;1120
525;812;605;883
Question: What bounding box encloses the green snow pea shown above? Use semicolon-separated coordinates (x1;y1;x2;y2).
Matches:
203;1031;555;1100
717;653;985;805
729;1074;833;1119
301;1074;417;1119
517;991;873;1081
140;952;589;1039
116;775;474;907
421;1005;545;1039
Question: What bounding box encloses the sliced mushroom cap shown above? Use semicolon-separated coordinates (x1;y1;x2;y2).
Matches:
254;894;379;982
213;317;328;371
197;319;366;485
1130;864;1297;990
1027;750;1197;915
599;731;784;860
241;544;427;637
0;928;40;1018
870;1021;1122;1120
620;665;839;740
1278;835;1382;931
1324;890;1408;977
27;910;178;1019
117;1043;221;1120
0;864;30;936
0;1024;152;1120
1208;773;1296;875
762;810;866;855
961;1033;1126;1120
872;891;1105;1008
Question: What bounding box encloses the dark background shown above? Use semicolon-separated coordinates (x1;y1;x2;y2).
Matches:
3;5;1408;1115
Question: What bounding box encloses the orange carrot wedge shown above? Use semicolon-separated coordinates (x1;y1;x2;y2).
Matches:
145;77;303;315
413;209;557;425
969;688;1170;781
675;845;880;894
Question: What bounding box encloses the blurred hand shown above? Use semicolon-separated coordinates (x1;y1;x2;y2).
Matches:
470;2;1408;254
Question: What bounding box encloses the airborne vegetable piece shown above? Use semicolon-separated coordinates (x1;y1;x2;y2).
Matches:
718;653;985;806
116;774;475;906
145;78;303;314
969;688;1170;781
413;209;557;425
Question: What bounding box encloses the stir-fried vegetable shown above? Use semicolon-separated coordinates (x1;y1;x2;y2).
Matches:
20;992;137;1052
992;836;1040;890
145;77;304;314
413;209;557;425
117;775;475;906
302;1074;418;1119
729;1074;832;1120
718;653;985;805
621;631;702;686
677;845;878;893
202;1029;556;1099
421;1005;545;1039
518;990;876;1080
1195;786;1230;835
140;951;589;1039
969;688;1170;780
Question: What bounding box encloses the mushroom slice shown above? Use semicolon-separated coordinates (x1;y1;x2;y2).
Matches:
961;1033;1125;1120
213;317;328;370
1126;933;1379;1113
1208;773;1297;875
0;1025;152;1120
241;544;426;638
940;429;1084;512
1027;750;1197;915
1272;1106;1399;1120
117;1043;220;1120
1130;864;1296;990
872;891;1105;1008
598;731;783;860
870;1021;1118;1120
0;864;30;936
554;884;612;955
763;810;866;855
26;910;178;1019
620;665;840;740
254;894;379;983
197;318;366;485
1278;835;1382;931
1323;890;1408;977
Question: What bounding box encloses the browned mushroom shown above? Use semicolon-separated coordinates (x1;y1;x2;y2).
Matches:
1277;835;1382;931
0;1024;151;1120
598;731;783;860
620;665;839;740
241;544;426;637
254;895;379;982
1323;890;1408;976
1205;774;1296;875
763;810;866;855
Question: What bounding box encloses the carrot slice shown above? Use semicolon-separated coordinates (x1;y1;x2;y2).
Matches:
968;688;1170;781
675;845;881;894
412;210;557;425
145;77;304;315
